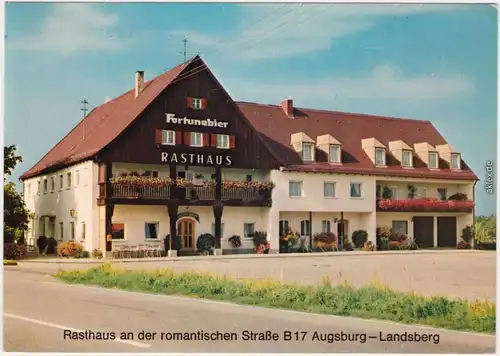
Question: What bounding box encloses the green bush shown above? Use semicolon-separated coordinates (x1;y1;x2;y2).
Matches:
196;233;215;253
475;217;496;243
55;265;496;333
4;243;26;260
351;230;368;248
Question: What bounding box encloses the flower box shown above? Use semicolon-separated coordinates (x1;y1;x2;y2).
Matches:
377;198;474;213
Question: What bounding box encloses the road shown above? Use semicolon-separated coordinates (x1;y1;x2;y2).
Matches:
4;269;495;353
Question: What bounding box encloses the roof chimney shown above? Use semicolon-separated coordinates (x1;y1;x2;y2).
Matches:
280;97;293;117
135;71;145;98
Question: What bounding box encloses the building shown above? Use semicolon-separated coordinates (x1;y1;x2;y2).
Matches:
20;56;478;256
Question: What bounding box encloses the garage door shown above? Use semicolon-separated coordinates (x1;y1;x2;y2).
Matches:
413;216;434;248
437;217;457;248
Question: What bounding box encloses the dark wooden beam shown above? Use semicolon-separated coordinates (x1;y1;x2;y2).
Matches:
309;211;312;250
167;203;179;251
213;166;223;249
105;203;115;252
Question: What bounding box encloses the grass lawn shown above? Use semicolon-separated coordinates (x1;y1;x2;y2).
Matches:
55;263;495;334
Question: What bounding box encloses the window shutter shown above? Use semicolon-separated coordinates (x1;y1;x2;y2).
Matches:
186;97;193;108
184;132;191;146
211;134;218;147
202;133;210;147
201;98;207;109
229;135;236;149
155;129;162;145
176;131;182;145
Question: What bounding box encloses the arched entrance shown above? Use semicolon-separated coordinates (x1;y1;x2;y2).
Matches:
177;218;196;251
337;219;349;243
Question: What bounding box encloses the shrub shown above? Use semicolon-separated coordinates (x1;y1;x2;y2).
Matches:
448;193;468;201
57;241;84;257
196;233;215;253
361;241;375;251
342;239;354;251
252;231;267;246
475;217;496;244
228;235;242;248
461;225;473;244
313;232;337;244
78;250;90;258
390;231;408;242
38;236;58;255
4;243;27;260
92;249;103;259
377;226;392;239
351;230;368;248
457;240;471;249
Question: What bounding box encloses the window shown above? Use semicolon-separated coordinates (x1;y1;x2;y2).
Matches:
279;220;289;236
323;182;336;198
59;174;63;190
211;223;225;238
375;148;386;165
289;181;303;197
162;130;175;145
37;181;41;194
329;144;341;163
81;222;86;240
50;177;55;192
389;186;398;199
217;134;229;149
190;132;202;147
418;187;427;198
43;179;48;194
300;220;310;237
437;188;447;200
392;221;408;235
191;98;203;110
211;173;216;180
59;222;64;241
246;175;252;182
350;183;362;198
70;222;75;240
76;170;80;186
428;152;438;169
243;223;255;238
144;170;159;178
67;172;72;188
302;143;314;161
111;223;125;240
145;222;159;239
402;150;413;167
451;153;461;169
321;220;331;233
376;184;381;199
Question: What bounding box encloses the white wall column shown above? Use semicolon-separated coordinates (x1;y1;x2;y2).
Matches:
267;207;280;253
433;216;438;247
367;212;377;244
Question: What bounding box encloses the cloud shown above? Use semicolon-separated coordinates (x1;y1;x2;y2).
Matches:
12;4;127;55
226;64;474;105
173;4;463;60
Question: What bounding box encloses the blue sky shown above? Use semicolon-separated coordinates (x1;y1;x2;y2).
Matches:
4;3;497;215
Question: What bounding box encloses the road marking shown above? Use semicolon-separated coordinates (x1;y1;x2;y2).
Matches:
4;313;152;349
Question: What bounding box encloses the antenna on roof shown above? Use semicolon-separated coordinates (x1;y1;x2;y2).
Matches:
81;99;89;139
179;37;198;61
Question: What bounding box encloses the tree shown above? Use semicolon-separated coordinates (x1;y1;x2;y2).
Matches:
475;215;496;244
4;145;31;244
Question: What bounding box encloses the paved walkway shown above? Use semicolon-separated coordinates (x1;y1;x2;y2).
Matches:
17;250;495;301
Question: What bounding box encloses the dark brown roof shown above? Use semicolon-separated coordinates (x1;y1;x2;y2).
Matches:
20;57;197;180
236;102;478;181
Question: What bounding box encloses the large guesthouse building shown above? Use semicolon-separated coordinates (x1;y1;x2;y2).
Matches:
21;56;478;256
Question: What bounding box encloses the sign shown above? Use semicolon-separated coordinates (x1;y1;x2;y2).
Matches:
166;113;229;128
177;212;200;222
161;152;232;166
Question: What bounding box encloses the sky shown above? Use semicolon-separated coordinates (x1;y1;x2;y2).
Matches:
4;2;497;215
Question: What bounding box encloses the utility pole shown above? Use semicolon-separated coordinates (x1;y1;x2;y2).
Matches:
181;37;188;61
81;99;89;140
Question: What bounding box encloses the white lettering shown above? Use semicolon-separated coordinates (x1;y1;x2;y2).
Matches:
160;152;232;166
206;156;213;164
225;156;232;165
216;155;223;165
180;153;188;164
161;152;169;162
189;154;195;163
197;154;204;164
171;153;178;163
165;113;229;128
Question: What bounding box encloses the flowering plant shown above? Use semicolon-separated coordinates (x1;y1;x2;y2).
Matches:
377;198;474;212
313;232;337;244
175;178;195;188
110;175;173;187
255;241;271;254
280;229;300;243
201;180;275;190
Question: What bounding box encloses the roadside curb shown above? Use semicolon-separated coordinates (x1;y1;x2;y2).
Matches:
17;249;490;265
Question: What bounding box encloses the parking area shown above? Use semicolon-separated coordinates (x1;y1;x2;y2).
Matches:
18;251;495;301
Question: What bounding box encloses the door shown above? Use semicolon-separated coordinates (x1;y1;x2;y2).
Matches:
337;219;349;244
412;216;434;248
437;217;457;248
178;219;195;250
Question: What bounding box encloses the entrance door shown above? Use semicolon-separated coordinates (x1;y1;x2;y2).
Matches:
413;216;434;248
337;220;349;245
178;219;195;250
437;217;457;247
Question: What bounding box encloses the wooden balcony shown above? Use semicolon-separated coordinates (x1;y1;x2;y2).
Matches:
376;198;474;213
106;184;272;207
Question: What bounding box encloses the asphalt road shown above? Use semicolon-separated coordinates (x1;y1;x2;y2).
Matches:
4;269;496;353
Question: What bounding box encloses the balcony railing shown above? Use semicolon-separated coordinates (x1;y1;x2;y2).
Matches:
376;198;474;213
110;183;271;205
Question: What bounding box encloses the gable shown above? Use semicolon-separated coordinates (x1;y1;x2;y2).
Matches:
99;58;282;170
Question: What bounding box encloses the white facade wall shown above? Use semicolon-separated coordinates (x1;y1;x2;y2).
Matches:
22;160;98;252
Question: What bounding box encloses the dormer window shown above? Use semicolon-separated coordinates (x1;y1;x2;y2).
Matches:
329;144;341;163
302;143;314;162
375;148;386;166
429;152;438;169
402;150;413;167
450;153;461;169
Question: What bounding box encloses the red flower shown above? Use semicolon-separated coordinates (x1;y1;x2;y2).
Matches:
377;198;474;212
